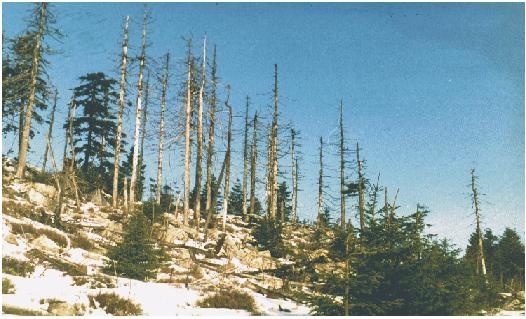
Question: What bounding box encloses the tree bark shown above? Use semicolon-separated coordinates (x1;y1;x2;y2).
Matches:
339;100;347;229
205;46;217;224
138;71;150;201
317;136;324;226
222;94;233;232
183;39;193;226
267;64;279;219
249;112;258;218
112;15;129;208
129;11;148;208
42;89;58;172
194;36;206;229
471;169;487;277
156;53;169;205
16;3;47;178
290;128;297;223
242;96;250;222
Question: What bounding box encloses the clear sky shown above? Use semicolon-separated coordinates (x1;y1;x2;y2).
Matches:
2;2;524;250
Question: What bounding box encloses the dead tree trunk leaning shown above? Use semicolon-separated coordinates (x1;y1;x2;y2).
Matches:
317;136;324;226
112;15;129;208
194;36;206;230
339;100;347;229
249;112;258;218
182;39;193;226
242;96;250;222
222;91;233;232
471;169;487;277
205;46;218;224
16;3;47;178
42;89;58;172
129;11;148;209
356;142;365;231
155;53;169;205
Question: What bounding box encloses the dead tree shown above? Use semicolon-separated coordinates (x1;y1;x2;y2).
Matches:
339;100;347;229
317;136;324;225
42;88;58;172
183;39;193;226
16;3;47;178
138;71;150;201
242;96;250;222
249;111;258;218
471;168;487;277
356;142;365;231
290;128;298;223
112;15;130;208
129;11;148;208
155;53;169;205
222;92;233;232
267;64;279;219
205;46;218;224
194;36;206;229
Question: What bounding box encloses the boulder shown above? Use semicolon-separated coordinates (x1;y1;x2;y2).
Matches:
163;224;189;243
27;189;46;206
4;233;19;245
31;235;61;254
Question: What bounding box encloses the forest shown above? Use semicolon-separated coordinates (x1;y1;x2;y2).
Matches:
2;3;524;316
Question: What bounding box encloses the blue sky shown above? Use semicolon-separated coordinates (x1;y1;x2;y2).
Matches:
2;2;524;250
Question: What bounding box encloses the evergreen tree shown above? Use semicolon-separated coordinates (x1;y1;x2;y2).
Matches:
105;212;166;280
228;179;244;216
276;181;292;222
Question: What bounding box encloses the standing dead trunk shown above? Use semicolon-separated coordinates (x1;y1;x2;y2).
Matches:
222;93;233;232
356;142;365;231
123;177;128;213
267;64;279;219
249;112;258;218
129;11;148;208
294;157;299;223
205;46;217;223
242;96;250;222
290;128;297;223
42;89;58;172
138;71;150;201
471;169;487;277
194;36;206;229
156;53;169;205
317;136;324;226
182;39;193;226
339;100;347;229
16;3;47;178
112;15;129;208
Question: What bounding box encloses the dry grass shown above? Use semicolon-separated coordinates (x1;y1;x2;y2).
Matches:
10;222;69;248
2;278;15;294
90;292;142;315
2;256;35;277
2;305;47;316
196;289;259;314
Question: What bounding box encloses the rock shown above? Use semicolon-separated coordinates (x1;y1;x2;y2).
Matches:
4;233;18;245
32;183;57;199
27;189;46;206
47;301;86;316
163;224;189;243
31;235;61;254
516;291;525;300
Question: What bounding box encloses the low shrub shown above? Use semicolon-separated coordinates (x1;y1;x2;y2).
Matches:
90;292;142;315
2;305;46;316
72;275;116;288
71;233;96;251
196;289;259;314
2;256;35;277
10;222;69;248
2;278;15;294
26;249;85;276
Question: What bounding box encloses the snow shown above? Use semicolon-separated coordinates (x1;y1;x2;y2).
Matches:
80;202;99;214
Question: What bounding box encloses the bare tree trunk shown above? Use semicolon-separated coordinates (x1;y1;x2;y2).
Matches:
129;11;148;208
138;71;150;201
290;128;297;223
294;157;299;223
16;3;47;178
356;142;365;231
242;96;250;222
205;46;217;224
183;39;193;226
112;15;129;208
62;96;74;171
317;136;324;226
194;36;206;229
156;53;169;205
222;94;233;232
249;112;258;218
42;89;58;172
267;64;279;219
67;101;81;212
471;169;487;277
339;100;347;229
123;177;128;213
